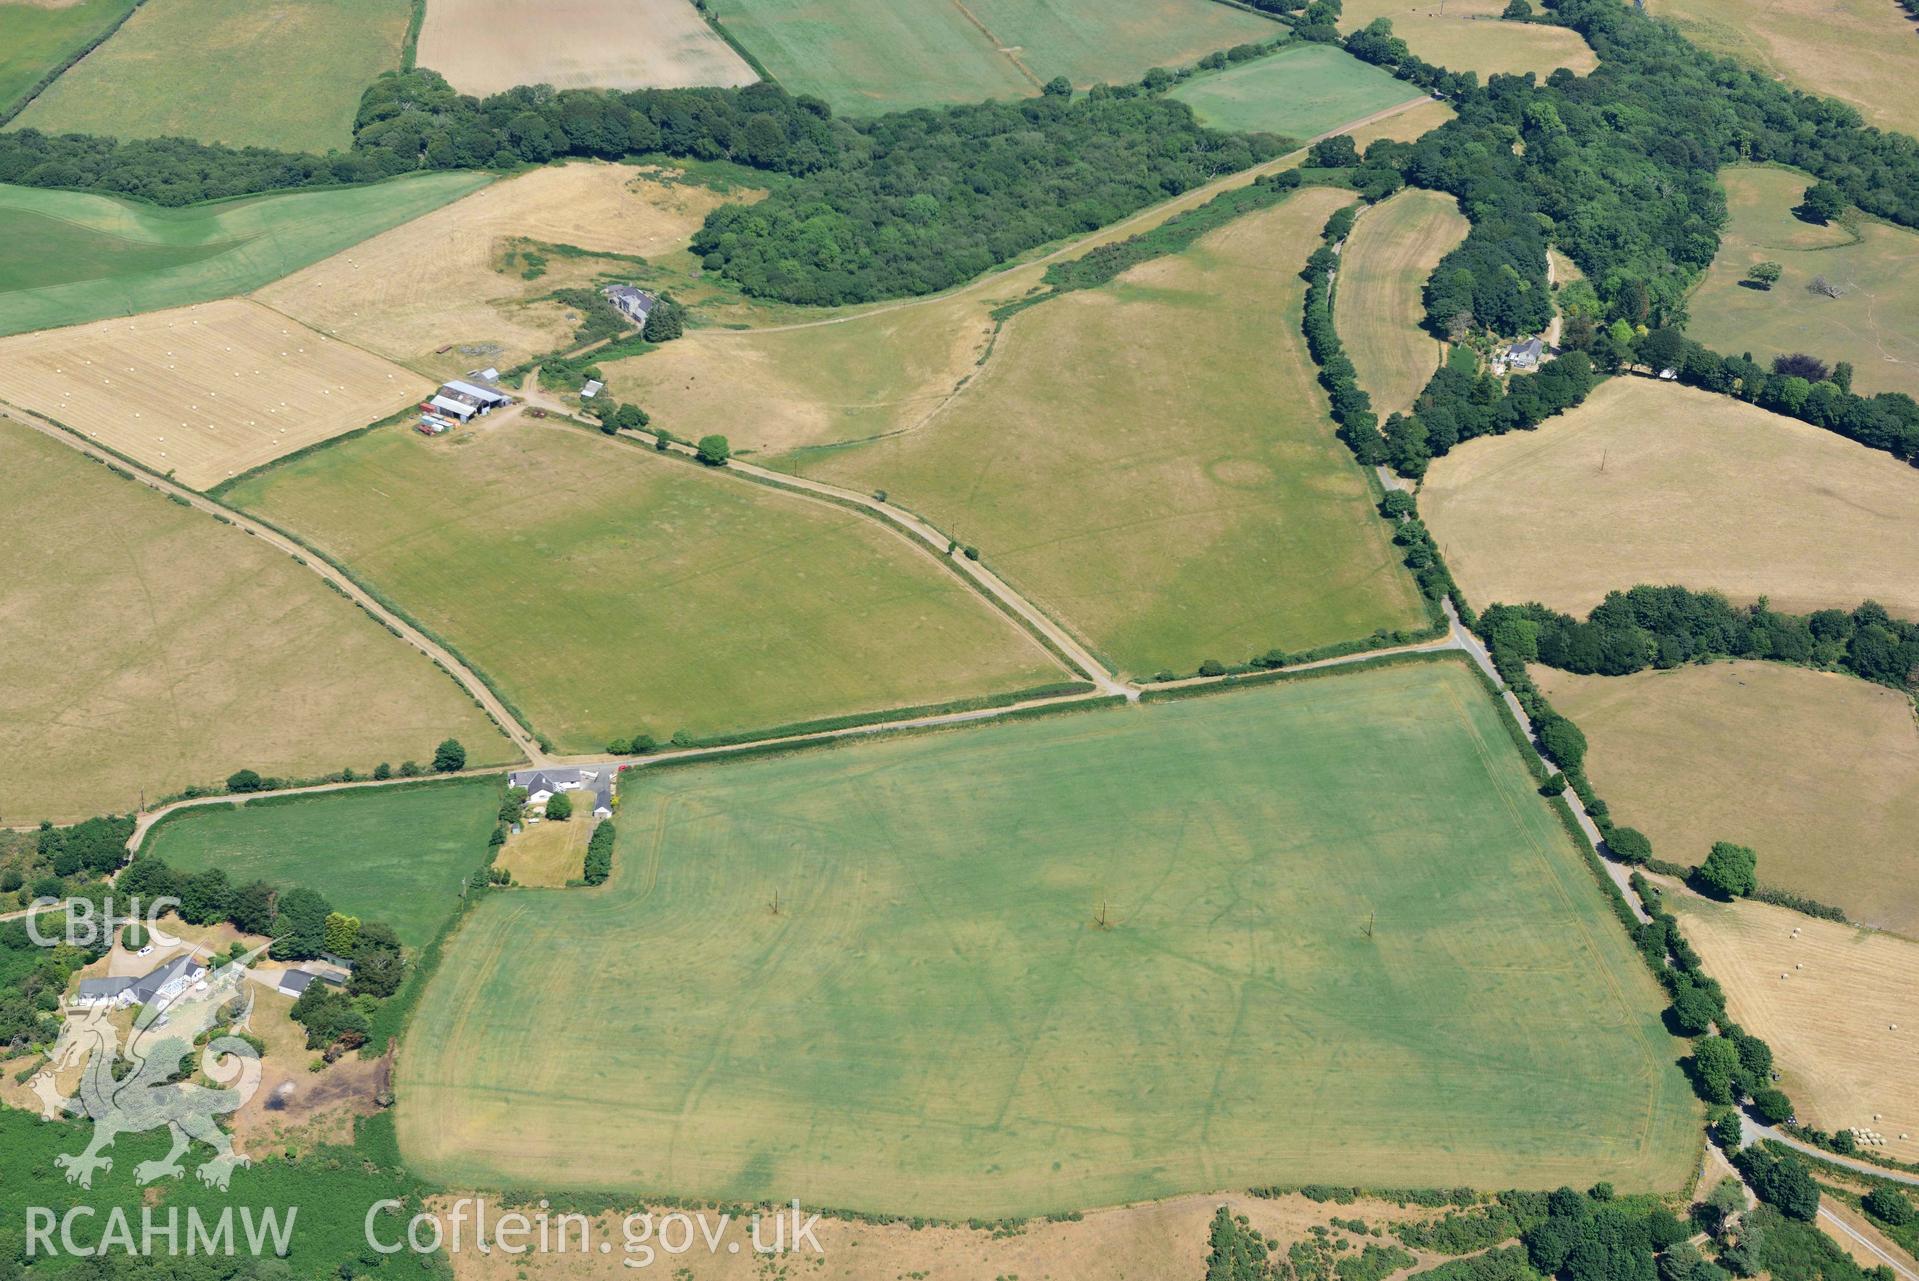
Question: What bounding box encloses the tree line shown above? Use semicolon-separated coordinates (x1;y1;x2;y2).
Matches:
1618;329;1919;465
1481;586;1919;691
0;73;844;205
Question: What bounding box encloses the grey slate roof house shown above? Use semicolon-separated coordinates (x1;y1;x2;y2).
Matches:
603;285;656;327
509;766;616;819
72;954;207;1009
1505;337;1545;370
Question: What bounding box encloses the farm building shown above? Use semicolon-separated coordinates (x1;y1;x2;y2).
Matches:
70;954;208;1010
580;380;604;400
510;766;616;819
604;285;656;327
427;378;513;424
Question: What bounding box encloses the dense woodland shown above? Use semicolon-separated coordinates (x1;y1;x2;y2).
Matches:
1347;0;1919;337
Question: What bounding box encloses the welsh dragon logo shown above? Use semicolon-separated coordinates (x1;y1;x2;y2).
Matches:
31;945;268;1192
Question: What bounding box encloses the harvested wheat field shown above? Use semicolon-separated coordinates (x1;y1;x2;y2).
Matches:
1422;379;1919;619
0;418;511;823
417;0;754;96
1342;95;1455;149
0;299;431;489
1536;661;1919;935
1669;893;1919;1162
1340;0;1596;81
443;1190;1448;1281
257;164;752;378
1336;189;1468;417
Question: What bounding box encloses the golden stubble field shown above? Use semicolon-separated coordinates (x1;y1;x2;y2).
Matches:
257;163;752;377
0;418;511;822
1336;188;1468;418
417;0;754;96
1421;378;1919;619
0;298;431;489
1536;661;1919;935
1669;892;1919;1163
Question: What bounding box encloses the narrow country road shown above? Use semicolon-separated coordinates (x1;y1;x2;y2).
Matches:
0;406;545;766
1744;1116;1919;1190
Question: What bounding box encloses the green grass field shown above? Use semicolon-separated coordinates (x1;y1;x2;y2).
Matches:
397;660;1699;1216
1337;188;1469;417
142;778;503;949
707;0;1277;115
1167;43;1425;139
14;0;412;152
1688;165;1919;401
0;0;138;117
0;173;490;337
227;420;1067;754
779;188;1429;678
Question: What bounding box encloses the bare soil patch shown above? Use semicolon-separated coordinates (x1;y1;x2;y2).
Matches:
1421;378;1919;619
0;298;431;490
418;0;754;96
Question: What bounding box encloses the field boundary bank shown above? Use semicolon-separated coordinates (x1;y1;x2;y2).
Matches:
0;0;153;124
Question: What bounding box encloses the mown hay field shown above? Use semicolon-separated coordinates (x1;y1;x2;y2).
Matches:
143;777;504;948
15;0;413;152
1421;379;1919;619
0;419;512;823
707;0;1277;115
1646;0;1919;140
417;0;754;97
0;0;137;116
0;172;492;339
1335;188;1468;418
257;163;749;378
397;660;1699;1216
1339;0;1597;80
1669;893;1919;1163
1167;43;1426;140
226;418;1067;753
1537;661;1919;937
779;188;1429;678
0;299;433;490
1688;166;1919;402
